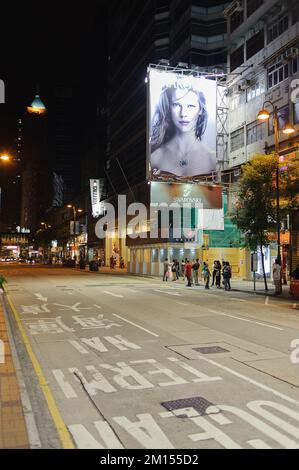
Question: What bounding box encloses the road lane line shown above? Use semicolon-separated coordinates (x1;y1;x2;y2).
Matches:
4;289;74;449
196;354;299;406
112;313;159;337
209;309;284;331
177;302;190;306
154;289;182;297
209;309;252;323
103;291;124;298
255;322;283;331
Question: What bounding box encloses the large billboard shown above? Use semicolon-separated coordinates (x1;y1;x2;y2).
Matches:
147;68;217;181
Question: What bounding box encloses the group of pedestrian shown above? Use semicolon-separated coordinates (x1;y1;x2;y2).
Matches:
163;258;232;290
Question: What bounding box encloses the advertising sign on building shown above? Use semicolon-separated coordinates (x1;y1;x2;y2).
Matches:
147;68;217;181
90;179;105;218
150;181;223;230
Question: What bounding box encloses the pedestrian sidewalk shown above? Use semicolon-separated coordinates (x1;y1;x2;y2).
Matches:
0;299;29;449
230;279;293;299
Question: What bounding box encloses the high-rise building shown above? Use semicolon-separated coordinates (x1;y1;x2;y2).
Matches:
225;0;299;275
102;1;229;271
106;0;229;195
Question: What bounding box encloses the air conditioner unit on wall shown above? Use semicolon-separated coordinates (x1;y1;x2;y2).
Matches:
224;0;243;18
238;79;253;91
283;47;299;60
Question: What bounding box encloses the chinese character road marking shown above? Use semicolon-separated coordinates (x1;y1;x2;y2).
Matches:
72;315;121;330
21;304;51;315
54;302;92;312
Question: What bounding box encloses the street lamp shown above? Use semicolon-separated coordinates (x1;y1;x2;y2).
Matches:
66;205;83;260
0;153;11;162
257;100;295;268
27;94;47;115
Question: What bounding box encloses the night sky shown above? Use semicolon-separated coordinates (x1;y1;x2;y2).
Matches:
0;1;107;228
0;0;105;136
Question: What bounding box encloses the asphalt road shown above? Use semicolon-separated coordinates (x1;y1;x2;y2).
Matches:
2;263;299;449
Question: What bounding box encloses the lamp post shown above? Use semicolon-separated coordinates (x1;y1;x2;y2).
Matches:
257;101;295;267
67;205;83;261
40;222;52;261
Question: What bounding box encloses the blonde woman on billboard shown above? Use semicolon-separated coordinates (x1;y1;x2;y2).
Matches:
150;83;216;178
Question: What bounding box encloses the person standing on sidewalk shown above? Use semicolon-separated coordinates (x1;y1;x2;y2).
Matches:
215;260;222;288
202;262;211;289
223;261;232;291
272;258;282;295
192;259;200;285
185;260;192;287
163;258;169;281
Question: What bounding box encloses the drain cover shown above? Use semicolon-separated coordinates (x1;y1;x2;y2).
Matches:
193;346;229;354
161;396;216;417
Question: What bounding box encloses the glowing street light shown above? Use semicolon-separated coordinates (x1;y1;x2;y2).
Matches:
0;154;11;162
66;205;83;260
257;100;296;278
27;94;47;115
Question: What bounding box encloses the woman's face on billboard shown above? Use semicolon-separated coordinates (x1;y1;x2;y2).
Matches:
170;88;200;133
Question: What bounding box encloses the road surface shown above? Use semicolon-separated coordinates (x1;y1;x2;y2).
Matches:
1;264;299;449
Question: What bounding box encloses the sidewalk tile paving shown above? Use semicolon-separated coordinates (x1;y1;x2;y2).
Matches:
0;302;29;449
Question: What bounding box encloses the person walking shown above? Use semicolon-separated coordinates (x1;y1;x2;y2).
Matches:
175;260;180;280
185;260;192;287
202;262;211;289
192;258;200;285
272;258;282;295
163;258;169;281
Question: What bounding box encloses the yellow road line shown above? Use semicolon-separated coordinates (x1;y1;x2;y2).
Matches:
4;287;74;449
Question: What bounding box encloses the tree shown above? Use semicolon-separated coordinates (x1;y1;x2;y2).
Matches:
232;154;278;290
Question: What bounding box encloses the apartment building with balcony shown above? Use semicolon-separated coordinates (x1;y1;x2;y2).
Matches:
225;0;299;275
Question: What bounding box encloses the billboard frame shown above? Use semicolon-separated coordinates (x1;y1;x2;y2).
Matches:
146;64;228;185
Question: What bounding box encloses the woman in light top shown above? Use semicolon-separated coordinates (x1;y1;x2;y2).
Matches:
150;82;216;178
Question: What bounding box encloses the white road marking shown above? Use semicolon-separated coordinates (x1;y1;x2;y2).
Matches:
154;289;182;297
34;293;48;302
230;297;246;302
255;322;283;331
265;296;269;305
69;340;89;355
94;304;102;309
177;302;190;306
247;439;272;449
209;309;284;331
103;291;124;298
112;314;159;337
196;355;299;406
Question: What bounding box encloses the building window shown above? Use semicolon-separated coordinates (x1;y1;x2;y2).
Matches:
267;15;288;44
268;105;289;135
230;45;244;71
247;0;264;18
231;127;245;152
229;92;245;110
246;30;264;60
231;10;244;32
246;77;265;102
294;102;299;125
246;120;264;144
268;62;289;89
292;55;299;75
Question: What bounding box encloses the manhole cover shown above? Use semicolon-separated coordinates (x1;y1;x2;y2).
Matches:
193;346;229;354
161;396;216;417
